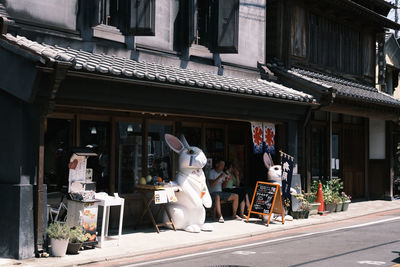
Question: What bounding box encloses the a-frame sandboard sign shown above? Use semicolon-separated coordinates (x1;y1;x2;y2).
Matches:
246;181;285;226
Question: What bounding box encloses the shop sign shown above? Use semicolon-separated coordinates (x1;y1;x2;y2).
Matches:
250;122;275;154
280;151;294;198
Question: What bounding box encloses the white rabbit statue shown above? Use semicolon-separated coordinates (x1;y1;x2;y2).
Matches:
263;152;295;221
164;134;213;233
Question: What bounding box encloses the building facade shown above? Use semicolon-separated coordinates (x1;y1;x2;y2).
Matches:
264;0;400;199
0;0;399;260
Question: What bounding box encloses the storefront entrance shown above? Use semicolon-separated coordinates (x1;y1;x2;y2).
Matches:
310;111;366;198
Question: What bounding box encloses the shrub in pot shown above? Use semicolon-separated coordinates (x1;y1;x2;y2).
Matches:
340;192;351;211
67;226;88;254
334;196;343;212
46;222;70;257
291;193;310;219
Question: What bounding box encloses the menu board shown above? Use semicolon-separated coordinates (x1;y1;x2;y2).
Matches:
247;181;284;226
252;183;277;214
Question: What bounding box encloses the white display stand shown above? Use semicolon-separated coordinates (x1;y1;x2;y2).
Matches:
95;194;125;248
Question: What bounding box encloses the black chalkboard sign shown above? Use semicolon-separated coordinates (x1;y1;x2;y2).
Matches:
246;181;284;226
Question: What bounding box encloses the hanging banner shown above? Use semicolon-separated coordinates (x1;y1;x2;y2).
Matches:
251;121;264;154
280;151;294;198
263;123;275;155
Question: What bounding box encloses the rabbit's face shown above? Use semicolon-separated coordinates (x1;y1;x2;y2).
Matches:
268;165;282;183
179;146;207;169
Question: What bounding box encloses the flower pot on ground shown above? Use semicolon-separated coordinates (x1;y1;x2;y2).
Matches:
325;203;336;213
46;222;70;257
67;226;87;255
342;200;351;211
290;210;310;219
308;202;321;215
335;202;343;212
292;193;311;219
340;192;351;211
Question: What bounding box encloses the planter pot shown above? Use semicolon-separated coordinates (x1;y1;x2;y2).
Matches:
325;203;336;213
50;238;69;257
291;210;309;219
309;202;321;215
342;200;351;211
67;242;83;255
335;202;343;212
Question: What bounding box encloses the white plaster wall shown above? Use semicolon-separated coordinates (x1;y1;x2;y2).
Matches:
220;0;266;68
135;0;178;52
5;0;77;31
369;118;386;159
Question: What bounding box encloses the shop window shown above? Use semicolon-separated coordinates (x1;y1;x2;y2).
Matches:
147;123;173;181
205;127;225;161
182;0;239;53
44;118;74;192
311;127;327;179
181;126;202;148
80;121;110;192
116;122;142;194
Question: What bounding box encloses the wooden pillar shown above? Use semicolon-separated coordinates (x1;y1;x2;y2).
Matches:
109;117;116;194
364;118;370;199
142;119;148;177
386;121;394;200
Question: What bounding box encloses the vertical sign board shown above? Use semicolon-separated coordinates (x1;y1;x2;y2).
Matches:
246;182;285;226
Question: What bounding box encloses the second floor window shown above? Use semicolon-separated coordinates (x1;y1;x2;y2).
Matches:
98;0;119;26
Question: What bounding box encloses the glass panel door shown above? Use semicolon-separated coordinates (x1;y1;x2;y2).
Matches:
116;122;142;193
44;118;74;192
80;120;110;192
147;122;173;181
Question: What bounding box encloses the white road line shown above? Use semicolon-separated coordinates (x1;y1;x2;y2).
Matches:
124;216;400;267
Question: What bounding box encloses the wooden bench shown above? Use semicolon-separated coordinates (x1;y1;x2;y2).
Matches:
208;199;234;220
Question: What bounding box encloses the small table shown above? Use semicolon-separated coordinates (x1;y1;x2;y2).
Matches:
135;184;177;233
95;195;124;248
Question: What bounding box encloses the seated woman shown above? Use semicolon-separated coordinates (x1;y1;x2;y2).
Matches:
223;161;251;219
207;159;240;223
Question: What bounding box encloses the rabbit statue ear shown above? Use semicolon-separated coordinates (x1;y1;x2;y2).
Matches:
180;134;190;148
165;134;184;153
263;153;274;168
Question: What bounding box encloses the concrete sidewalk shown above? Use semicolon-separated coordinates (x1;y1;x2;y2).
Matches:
2;199;400;267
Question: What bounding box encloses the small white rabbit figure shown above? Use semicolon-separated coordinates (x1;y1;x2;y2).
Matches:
164;134;213;233
263;152;295;221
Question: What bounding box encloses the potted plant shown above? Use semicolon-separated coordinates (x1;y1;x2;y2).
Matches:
304;192;321;215
291;193;310;219
341;192;351;211
67;226;87;254
334;195;343;212
46;222;70;257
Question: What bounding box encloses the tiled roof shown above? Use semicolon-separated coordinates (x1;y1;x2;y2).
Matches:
286;67;400;107
0;34;316;104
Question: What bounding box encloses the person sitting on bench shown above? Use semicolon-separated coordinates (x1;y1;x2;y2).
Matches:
207;158;240;223
223;161;251;219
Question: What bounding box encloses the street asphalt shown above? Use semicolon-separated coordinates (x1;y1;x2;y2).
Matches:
127;211;400;267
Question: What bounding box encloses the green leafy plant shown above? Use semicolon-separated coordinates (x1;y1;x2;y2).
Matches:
293;193;311;211
69;226;88;244
46;222;70;240
312;178;344;204
340;191;351;202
